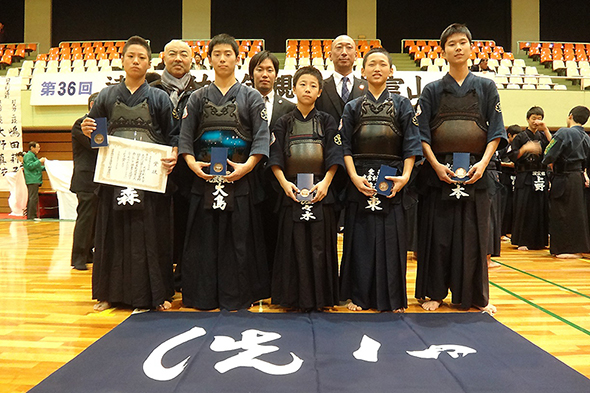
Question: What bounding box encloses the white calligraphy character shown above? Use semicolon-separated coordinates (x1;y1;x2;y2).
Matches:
210;329;303;375
117;187;141;205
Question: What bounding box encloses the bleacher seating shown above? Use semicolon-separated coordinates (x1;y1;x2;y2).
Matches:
285;39;381;70
521;40;590;86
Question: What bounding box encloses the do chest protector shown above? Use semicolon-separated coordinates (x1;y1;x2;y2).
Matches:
430;89;487;156
193;94;252;164
352;97;404;161
108;100;166;144
283;114;325;179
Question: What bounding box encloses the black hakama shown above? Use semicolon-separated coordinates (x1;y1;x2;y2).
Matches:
415;72;506;309
268;109;343;310
542;125;590;255
179;82;270;311
339;91;422;311
509;129;549;249
89;81;177;309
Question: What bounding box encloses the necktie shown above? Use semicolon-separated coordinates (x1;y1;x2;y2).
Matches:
341;76;350;102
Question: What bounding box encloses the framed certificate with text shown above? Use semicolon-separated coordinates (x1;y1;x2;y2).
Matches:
94;136;172;193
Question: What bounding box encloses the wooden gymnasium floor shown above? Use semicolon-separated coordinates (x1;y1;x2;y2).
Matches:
1;219;589;393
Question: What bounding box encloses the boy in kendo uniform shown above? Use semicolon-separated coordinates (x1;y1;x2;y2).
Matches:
178;34;270;311
339;48;422;312
268;66;344;311
81;36;178;312
415;24;507;315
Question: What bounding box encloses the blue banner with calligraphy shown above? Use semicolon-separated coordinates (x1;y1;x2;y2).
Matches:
30;311;590;393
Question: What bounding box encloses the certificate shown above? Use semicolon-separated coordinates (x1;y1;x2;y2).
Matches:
94;136;172;193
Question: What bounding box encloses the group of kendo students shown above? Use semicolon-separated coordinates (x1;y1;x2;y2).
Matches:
70;22;590;317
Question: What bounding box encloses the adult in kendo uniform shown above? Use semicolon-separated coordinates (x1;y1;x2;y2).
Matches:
339;48;422;312
508;106;551;250
415;24;506;315
150;40;200;291
542;106;590;258
82;36;178;311
179;34;270;311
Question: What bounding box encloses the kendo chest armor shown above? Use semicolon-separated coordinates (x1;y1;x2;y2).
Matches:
283;114;325;179
193;96;252;164
108;100;166;144
430;90;487;155
352;97;404;161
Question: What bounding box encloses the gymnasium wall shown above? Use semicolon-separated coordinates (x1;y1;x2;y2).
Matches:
210;0;347;53
50;0;182;52
376;0;512;52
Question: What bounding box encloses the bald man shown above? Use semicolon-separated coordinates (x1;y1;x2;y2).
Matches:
151;39;200;291
316;35;367;124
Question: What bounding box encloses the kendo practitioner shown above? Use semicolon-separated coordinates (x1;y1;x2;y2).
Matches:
151;39;200;291
508;106;551;250
81;36;178;311
542;106;590;258
249;50;296;273
499;125;521;237
179;34;270;311
70;92;99;271
339;48;422;312
415;24;506;315
487;150;503;267
268;66;344;311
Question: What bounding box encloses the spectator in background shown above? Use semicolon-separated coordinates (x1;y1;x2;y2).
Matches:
23;141;46;220
471;58;491;72
193;52;207;70
70;92;99;271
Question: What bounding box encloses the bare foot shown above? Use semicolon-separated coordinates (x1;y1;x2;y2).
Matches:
488;260;501;268
517;246;529;251
555;253;582;259
478;303;497;315
421;300;442;311
393;308;405;313
93;301;111;311
157;301;171;311
347;302;363;311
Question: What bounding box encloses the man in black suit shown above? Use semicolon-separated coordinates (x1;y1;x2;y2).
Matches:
316;35;367;124
70;92;99;271
249;50;295;130
249;50;296;271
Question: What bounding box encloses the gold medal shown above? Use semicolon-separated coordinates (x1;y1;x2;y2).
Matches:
300;189;310;198
455;167;467;179
213;163;223;173
93;134;104;144
378;181;389;191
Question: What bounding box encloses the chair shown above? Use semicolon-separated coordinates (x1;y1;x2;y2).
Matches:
433;57;447;68
513;59;526;68
511;66;524;75
525;66;538;75
426;65;440;72
419;58;432;70
522;84;536;90
6;67;19;77
496;65;510;75
553;60;566;72
500;59;512;68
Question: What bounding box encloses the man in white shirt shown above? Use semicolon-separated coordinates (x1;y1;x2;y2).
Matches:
249;50;295;130
316;35;367;123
